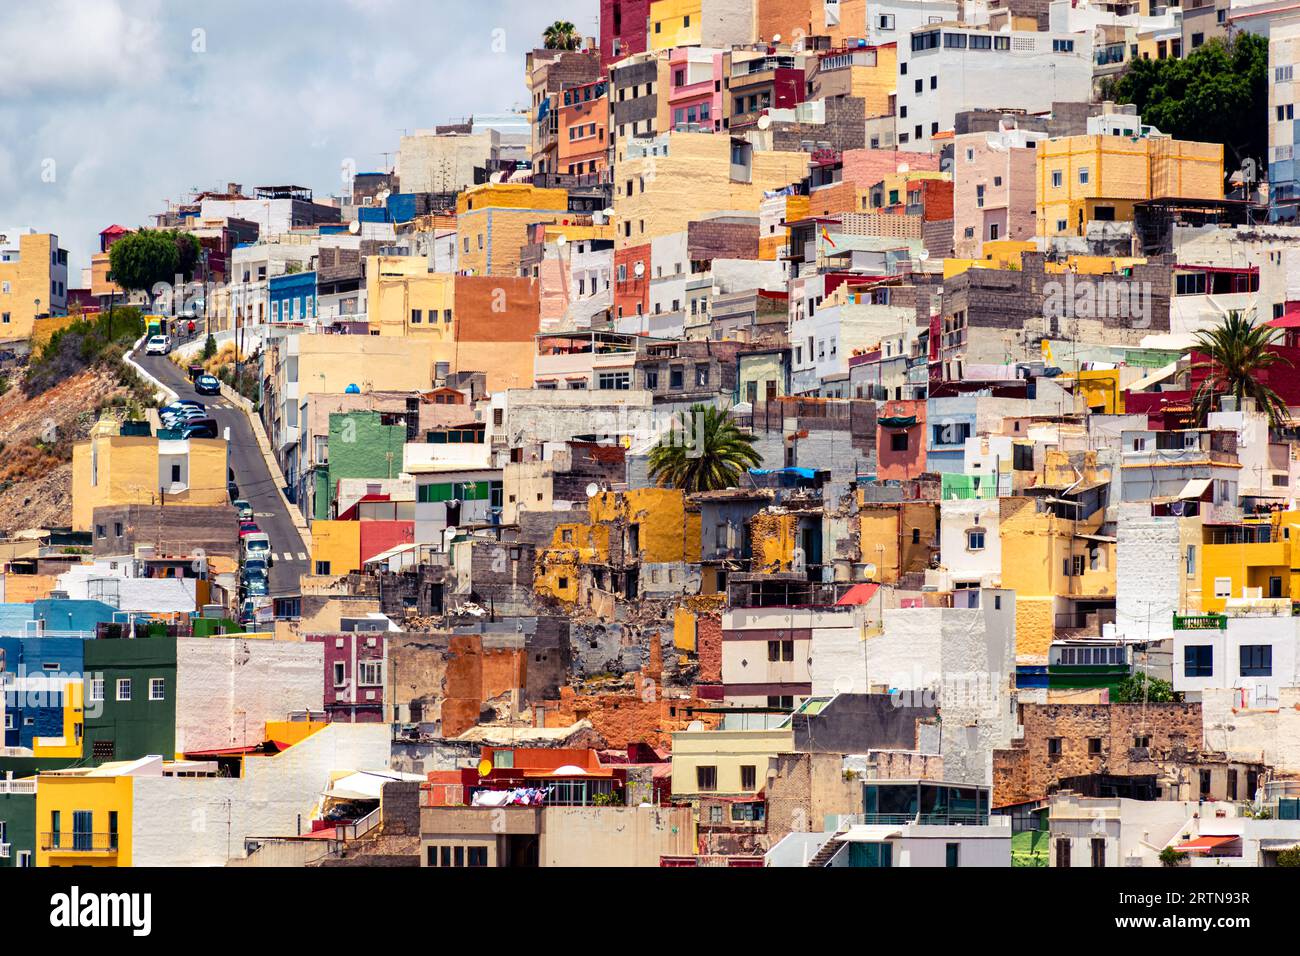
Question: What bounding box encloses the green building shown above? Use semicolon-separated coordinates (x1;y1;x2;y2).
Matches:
0;788;36;867
313;411;410;521
83;635;177;765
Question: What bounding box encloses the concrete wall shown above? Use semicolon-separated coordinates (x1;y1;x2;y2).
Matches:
539;805;694;865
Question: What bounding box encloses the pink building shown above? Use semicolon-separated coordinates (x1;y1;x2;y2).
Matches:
841;148;941;191
951;127;1041;258
876;399;927;481
667;47;728;133
600;0;656;74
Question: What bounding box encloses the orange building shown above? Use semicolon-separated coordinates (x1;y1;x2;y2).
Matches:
557;80;610;177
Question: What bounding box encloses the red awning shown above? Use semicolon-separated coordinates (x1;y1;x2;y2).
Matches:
1175;834;1240;852
837;583;880;606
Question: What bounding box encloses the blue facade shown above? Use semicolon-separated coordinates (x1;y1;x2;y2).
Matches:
31;599;117;635
925;396;978;475
269;270;318;323
0;637;85;749
387;193;418;223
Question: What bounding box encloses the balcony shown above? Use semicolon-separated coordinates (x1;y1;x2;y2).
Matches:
0;843;9;859
42;832;119;855
1172;613;1228;630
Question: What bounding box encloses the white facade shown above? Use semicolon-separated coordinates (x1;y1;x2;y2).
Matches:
175;637;325;753
896;26;1093;152
1173;611;1300;709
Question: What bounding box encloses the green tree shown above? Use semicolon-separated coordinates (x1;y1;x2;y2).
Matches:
543;20;581;51
108;230;201;310
203;333;218;360
1159;846;1188;867
648;404;762;493
1189;310;1292;426
1114;672;1174;704
1276;846;1300;866
1109;33;1268;184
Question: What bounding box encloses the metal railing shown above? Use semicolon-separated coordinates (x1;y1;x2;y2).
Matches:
42;832;118;853
1172;613;1228;631
0;775;36;794
333;805;382;843
0;843;10;859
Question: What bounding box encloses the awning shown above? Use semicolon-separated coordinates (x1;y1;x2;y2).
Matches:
879;416;917;428
837;583;880;606
1175;834;1240;852
1128;361;1178;391
1177;477;1213;500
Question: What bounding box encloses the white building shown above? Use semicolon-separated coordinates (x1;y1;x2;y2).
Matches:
1173;604;1300;709
896;25;1093;152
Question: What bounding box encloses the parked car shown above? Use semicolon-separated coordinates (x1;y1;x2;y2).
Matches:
242;556;269;578
144;334;169;355
243;532;272;562
180;418;219;439
238;520;261;537
243;575;269;597
233;499;254;520
194;374;221;395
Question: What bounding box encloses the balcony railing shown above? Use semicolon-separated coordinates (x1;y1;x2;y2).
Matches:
42;832;119;853
0;843;10;859
1172;613;1228;630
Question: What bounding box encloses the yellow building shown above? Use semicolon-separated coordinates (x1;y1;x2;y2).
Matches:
669;727;792;797
1200;511;1300;614
649;0;703;50
534;488;702;602
0;231;67;341
309;520;363;578
71;420;230;532
616;133;809;250
1037;133;1224;236
36;763;136;867
366;256;457;339
455;182;569;277
998;491;1117;661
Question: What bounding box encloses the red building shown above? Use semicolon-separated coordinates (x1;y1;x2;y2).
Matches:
600;0;656;73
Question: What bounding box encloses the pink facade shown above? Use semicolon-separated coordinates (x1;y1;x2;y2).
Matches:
667;48;727;133
876;399;927;481
951;131;1039;259
842;148;942;191
307;633;385;723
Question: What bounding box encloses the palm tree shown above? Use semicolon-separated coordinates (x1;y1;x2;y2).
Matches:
648;404;762;493
1189;310;1292;425
543;20;581;51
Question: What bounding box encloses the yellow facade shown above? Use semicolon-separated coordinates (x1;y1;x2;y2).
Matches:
534;488;701;601
366;257;457;339
289;334;438;404
998;495;1117;660
1073;369;1125;414
309;520;362;577
669;727;792;797
0;232;61;341
71;421;230;532
455;183;569;277
649;0;703;50
1200;512;1300;614
32;680;85;759
616;133;809;250
36;772;133;867
1037;134;1224;236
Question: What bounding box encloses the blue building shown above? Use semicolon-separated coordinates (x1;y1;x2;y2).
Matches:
0;637;85;750
269;270;317;323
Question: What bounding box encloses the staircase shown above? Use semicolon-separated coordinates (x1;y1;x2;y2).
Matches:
806;833;846;867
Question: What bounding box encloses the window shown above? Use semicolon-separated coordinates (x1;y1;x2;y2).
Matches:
1078;167;1089;185
333;661;346;687
1047;737;1063;756
1053;39;1075;52
597;371;631;390
467;846;487;867
1051;170;1063;188
359;661;383;685
1133;735;1150;749
116;678;131;701
89;678;104;703
1240;644;1272;677
316;560;332;575
890;432;909;452
1088;738;1102;755
740;765;757;790
946;842;960;867
1091;838;1106;867
1214;577;1232;599
1184;645;1213;678
149;678;165;701
1185;545;1196;576
966;530;985;551
696;766;717;791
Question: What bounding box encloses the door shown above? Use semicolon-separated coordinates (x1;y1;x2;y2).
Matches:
72;810;93;852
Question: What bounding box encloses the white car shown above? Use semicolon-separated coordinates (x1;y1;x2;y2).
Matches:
145;334;169;355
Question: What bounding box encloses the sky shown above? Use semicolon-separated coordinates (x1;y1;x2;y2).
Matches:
0;0;594;276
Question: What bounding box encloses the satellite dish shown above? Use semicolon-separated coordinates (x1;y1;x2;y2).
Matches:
864;563;878;580
376;189;391;204
896;162;910;175
556;234;568;247
633;261;645;278
918;248;930;261
477;757;493;777
348;220;360;235
772;33;782;42
585;482;600;498
758;115;772;130
602;208;614;218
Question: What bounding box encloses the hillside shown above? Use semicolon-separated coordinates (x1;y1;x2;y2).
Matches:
0;364;147;534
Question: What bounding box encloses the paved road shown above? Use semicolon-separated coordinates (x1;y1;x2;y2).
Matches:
134;347;309;600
